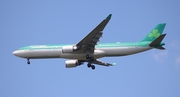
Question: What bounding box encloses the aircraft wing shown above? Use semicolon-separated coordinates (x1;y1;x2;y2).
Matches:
91;59;116;66
76;14;112;53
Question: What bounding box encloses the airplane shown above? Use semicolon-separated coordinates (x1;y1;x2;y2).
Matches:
13;14;166;70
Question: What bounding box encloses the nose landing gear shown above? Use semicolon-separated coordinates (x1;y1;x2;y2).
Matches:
27;59;30;64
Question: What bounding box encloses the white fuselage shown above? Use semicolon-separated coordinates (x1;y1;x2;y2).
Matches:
13;46;152;60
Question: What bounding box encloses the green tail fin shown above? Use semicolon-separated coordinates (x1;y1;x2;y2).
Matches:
141;23;166;42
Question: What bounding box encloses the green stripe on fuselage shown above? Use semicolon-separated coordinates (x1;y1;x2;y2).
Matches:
19;42;151;50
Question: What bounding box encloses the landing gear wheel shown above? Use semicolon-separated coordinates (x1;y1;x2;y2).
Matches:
91;65;95;70
87;63;91;68
27;61;30;64
27;59;30;64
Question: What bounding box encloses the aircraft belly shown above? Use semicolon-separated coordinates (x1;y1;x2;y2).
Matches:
100;47;152;56
60;53;86;60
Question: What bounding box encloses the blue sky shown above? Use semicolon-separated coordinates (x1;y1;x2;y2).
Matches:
1;0;180;97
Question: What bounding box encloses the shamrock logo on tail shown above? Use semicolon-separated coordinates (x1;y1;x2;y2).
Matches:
148;29;160;39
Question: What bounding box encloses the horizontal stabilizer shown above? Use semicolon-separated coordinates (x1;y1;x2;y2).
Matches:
156;46;165;50
149;34;166;50
149;34;166;46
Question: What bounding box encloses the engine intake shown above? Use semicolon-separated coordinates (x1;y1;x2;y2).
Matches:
62;46;78;53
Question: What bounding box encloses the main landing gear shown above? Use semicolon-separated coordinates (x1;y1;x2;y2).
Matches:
86;54;95;70
86;54;94;61
87;63;95;70
27;59;30;64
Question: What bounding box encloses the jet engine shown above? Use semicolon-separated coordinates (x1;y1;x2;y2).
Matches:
62;46;78;53
65;60;82;68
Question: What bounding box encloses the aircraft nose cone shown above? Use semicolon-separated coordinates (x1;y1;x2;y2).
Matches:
13;50;19;56
12;50;29;58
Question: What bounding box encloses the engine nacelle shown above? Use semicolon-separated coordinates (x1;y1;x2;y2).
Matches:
65;60;79;68
62;46;78;53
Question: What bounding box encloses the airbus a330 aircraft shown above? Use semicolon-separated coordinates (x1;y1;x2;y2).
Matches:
13;14;166;70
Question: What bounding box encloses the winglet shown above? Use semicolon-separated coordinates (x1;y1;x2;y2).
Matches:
111;62;116;66
106;14;112;20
